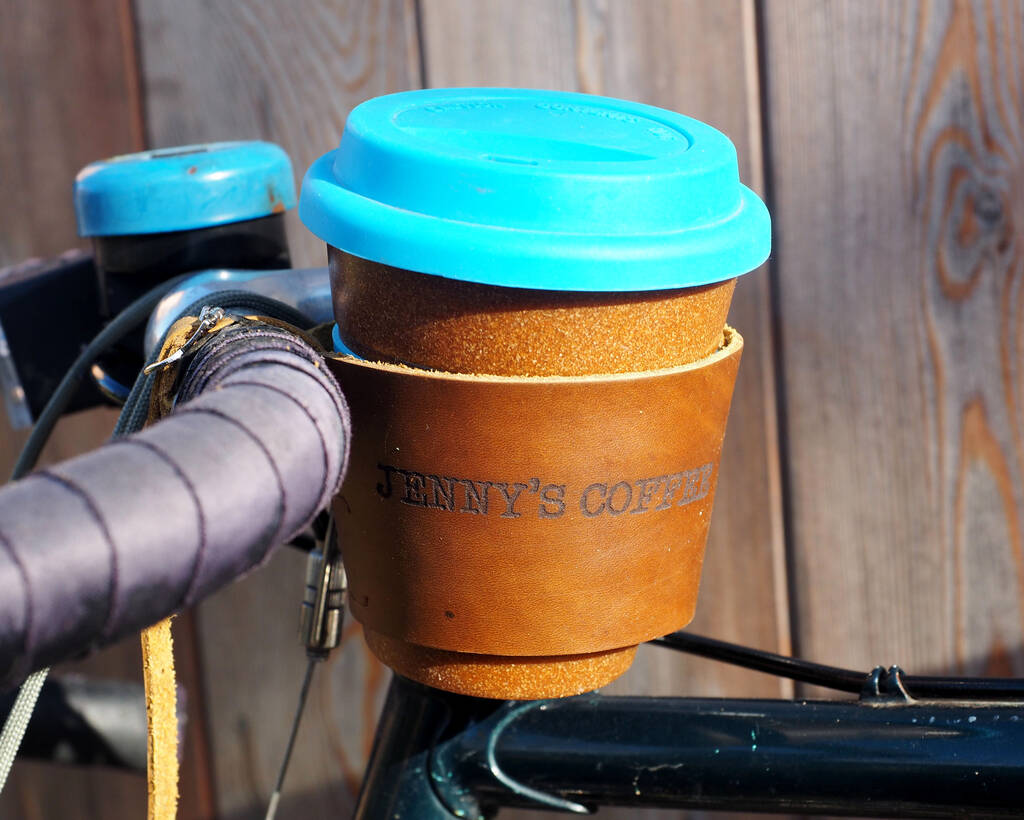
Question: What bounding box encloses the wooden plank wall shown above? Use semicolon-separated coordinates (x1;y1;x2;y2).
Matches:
762;0;1024;686
0;1;1021;818
0;1;211;817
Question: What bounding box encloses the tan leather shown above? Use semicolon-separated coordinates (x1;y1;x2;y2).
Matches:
329;254;739;697
326;327;742;659
147;313;237;422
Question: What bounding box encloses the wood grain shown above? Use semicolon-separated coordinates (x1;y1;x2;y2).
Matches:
0;1;151;817
418;0;787;817
133;1;420;815
0;2;216;816
0;0;143;267
137;0;421;271
761;0;1024;688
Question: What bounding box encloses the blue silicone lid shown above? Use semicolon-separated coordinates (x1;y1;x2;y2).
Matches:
300;88;769;292
75;141;296;237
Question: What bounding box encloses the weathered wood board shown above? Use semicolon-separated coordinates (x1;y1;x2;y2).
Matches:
0;2;213;815
761;0;1024;690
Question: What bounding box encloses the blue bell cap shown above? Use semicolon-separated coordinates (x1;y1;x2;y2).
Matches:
300;88;770;292
75;141;296;237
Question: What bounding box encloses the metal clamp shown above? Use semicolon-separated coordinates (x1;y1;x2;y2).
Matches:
143;305;225;374
265;515;347;820
299;514;346;658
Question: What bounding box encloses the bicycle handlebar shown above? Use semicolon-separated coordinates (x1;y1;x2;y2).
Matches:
0;321;350;690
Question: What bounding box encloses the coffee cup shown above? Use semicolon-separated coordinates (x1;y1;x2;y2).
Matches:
301;88;769;698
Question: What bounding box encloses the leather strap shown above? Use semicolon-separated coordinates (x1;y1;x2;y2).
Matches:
326;327;742;657
141;312;326;818
141;318;205;820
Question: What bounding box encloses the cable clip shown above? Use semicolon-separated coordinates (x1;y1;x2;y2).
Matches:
860;665;914;703
144;306;225;374
300;514;346;658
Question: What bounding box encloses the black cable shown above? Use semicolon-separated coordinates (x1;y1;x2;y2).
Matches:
895;673;1024;700
651;630;1024;700
265;657;319;820
112;370;158;438
10;275;190;481
651;631;865;693
12;279;317;470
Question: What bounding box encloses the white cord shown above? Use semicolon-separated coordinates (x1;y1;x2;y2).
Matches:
0;667;49;792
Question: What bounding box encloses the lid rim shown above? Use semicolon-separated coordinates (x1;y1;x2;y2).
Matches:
74;140;297;238
301;172;770;292
300;88;770;292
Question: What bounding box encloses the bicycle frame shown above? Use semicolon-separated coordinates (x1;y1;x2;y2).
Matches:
357;674;1024;818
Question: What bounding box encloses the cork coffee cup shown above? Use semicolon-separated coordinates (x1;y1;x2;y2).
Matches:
300;88;770;698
